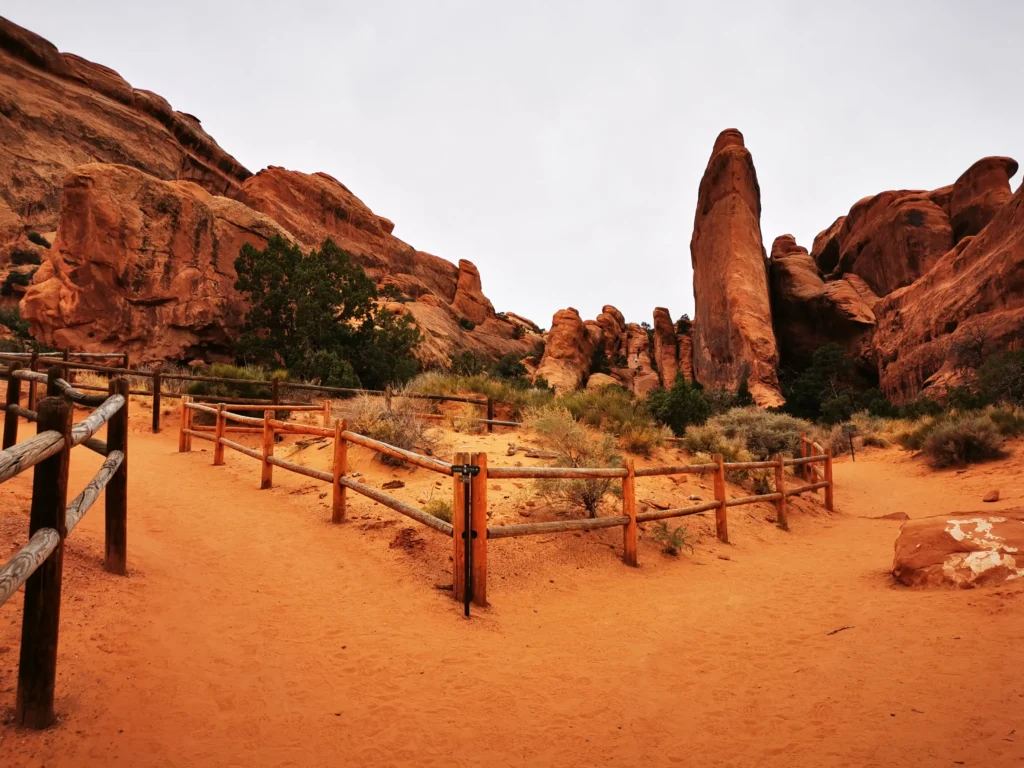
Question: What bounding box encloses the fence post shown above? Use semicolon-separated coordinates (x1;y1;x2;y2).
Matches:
185;396;194;452
15;395;72;729
212;404;226;465
452;451;469;603
486;397;494;433
152;369;162;434
713;453;728;544
3;363;22;449
261;409;274;489
27;345;39;412
122;351;130;370
470;451;488;606
323;398;331;426
61;348;70;381
271;378;280;406
177;396;189;452
46;365;61;397
825;446;834;511
773;454;788;531
332;419;347;523
105;378;129;575
622;457;638;566
799;433;807;481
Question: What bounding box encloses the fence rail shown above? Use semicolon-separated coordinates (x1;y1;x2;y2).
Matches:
177;401;836;615
0;368;130;729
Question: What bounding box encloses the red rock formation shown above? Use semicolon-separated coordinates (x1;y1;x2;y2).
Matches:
0;16;249;242
810;191;953;296
690;129;782;407
623;324;660;397
892;510;1024;588
949;157;1019;242
20;164;291;360
873;180;1024;400
652;308;679;389
676;330;693;384
595;305;626;362
534;308;596;393
769;234;878;374
450;259;494;325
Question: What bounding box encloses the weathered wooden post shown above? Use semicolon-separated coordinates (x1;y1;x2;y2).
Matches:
825;445;834;511
15;396;72;729
105;378;129;575
151;369;162;434
260;409;274;489
61;348;70;381
773;454;788;531
122;351;130;370
713;453;728;544
271;378;280;406
46;365;61;397
322;398;331;426
486;397;494;433
212;404;226;465
799;432;808;481
452;450;469;603
177;395;189;452
3;363;22;450
470;451;488;606
622;457;638;566
27;344;39;412
332;419;347;523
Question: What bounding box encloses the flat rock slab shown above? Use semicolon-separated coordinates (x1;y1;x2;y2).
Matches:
892;508;1024;588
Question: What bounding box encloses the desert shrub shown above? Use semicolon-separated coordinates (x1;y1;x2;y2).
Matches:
618;422;671;457
709;407;812;460
379;283;407;302
896;416;940;452
424;496;452;523
945;386;991;411
922;414;1005;468
529;406;622;517
489;353;528;382
1;268;35;296
651;521;694;556
459;317;476;331
11;249;41;266
234;236;420;389
27;232;50;248
532;376;552;392
590;346;612;375
647;377;712;436
680;423;749;463
185;363;284;401
346;394;437;465
675;314;692;335
750;469;773;495
0;306;31;338
449;351;487;376
512;324;524;340
976;350;1024;406
899;395;944;420
557;385;651;434
984;405;1024;437
862;433;890;448
406;371;554;418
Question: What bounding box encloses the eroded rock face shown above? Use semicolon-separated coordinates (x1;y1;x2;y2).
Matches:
690;129;782;406
623;323;660;396
873;180;1024;400
0;16;249;241
535;308;595;393
652;307;679;389
595;305;626;362
810;191;953;297
769;234;878;374
892;511;1024;588
20;164;292;361
949;156;1019;242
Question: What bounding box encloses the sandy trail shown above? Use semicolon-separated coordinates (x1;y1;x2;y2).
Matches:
1;422;1023;767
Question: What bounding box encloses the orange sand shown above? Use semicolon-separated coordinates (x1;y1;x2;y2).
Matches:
1;407;1023;767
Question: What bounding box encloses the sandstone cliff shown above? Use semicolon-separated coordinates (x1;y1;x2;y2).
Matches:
689;129;782;407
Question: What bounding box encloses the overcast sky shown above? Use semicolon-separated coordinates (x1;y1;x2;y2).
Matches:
7;1;1022;327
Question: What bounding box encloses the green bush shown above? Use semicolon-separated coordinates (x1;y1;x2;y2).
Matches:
679;424;749;463
899;396;944;420
185;363;285;401
618;422;671;457
709;407;813;460
11;249;42;266
651;521;693;556
590;346;612;375
647;377;712;436
557;385;651;435
27;232;50;248
512;324;524;340
985;405;1024;437
1;269;36;296
976;350;1024;406
675;314;692;335
450;351;487;376
0;306;31;338
459;317;476;331
922;415;1005;468
406;372;553;418
529;406;622;517
489;353;528;382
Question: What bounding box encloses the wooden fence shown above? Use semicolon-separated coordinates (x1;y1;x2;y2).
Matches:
179;403;834;613
0;366;130;728
0;351;495;435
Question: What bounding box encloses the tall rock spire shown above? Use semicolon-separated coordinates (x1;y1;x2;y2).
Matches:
689;129;783;407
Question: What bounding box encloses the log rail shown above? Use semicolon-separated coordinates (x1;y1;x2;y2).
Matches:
0;371;131;729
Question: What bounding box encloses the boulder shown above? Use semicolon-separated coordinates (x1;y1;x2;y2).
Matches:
892;510;1024;588
652;307;679;389
809;190;953;297
585;373;620;390
0;16;249;243
535;308;596;393
949;156;1018;242
769;234;878;373
20;163;293;361
873;180;1024;400
690;129;782;406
